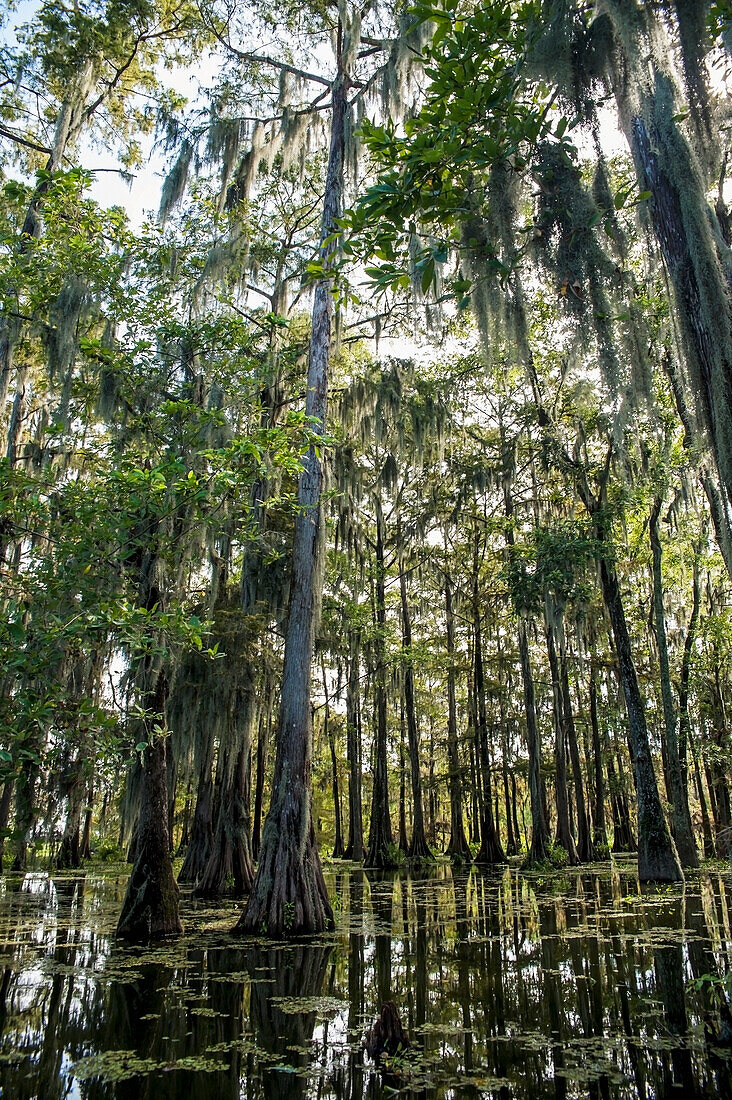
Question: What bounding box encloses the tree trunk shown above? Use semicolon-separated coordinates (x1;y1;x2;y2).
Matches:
559;635;593;861
501;725;517;857
649;497;698;867
599;555;682;881
399;559;432;861
194;736;254;898
178;718;216;884
323;658;344;859
444;571;471;863
627;105;732;517
176;773;192;855
472;561;506;866
56;756;85;870
501;471;548;866
343;631;364;861
117;669;182;941
0;779;14;874
588;650;608;851
80;772;94;860
688;724;715;859
11;757;40;872
365;496;396;869
236;54;348;936
545;614;579;864
607;741;637;853
398;712;409;854
251;694;271;863
511;771;522;854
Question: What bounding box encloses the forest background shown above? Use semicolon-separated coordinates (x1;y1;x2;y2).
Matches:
1;0;732;939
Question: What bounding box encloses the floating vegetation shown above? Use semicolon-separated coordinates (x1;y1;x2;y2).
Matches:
1;862;732;1097
268;995;347;1017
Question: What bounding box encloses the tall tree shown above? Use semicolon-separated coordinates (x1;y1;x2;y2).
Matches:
235;9;350;937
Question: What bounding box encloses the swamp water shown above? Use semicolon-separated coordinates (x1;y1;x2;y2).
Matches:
0;861;731;1098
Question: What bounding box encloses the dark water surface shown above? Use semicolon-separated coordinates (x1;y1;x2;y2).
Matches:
1;861;732;1098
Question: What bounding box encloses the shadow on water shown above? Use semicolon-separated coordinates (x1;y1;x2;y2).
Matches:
2;861;732;1097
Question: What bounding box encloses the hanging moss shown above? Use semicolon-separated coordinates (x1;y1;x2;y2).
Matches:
159;140;193;222
46;275;87;382
532;141;622;394
670;0;713;141
207;114;244;203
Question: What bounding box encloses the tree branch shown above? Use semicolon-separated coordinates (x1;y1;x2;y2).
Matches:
0;124;51;155
214;31;332;87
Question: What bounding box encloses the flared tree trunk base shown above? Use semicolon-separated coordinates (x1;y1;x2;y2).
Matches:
474;816;507;866
612;824;637;852
117;737;182;942
177;787;213;885
194;834;254;898
116;851;183;941
575;834;594;863
56;829;81;870
408;828;434;864
365;835;399;871
554;827;580;866
177;832;212;885
637;816;683;883
236;817;333;938
446;828;472;865
522;830;550;870
342;842;366;861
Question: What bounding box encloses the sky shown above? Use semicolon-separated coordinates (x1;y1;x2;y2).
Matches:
0;0;216;225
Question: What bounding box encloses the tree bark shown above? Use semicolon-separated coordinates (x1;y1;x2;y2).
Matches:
649;497;698;867
444;571;471;863
79;772;93;860
236;54;349;936
322;658;344;859
365;496;396;868
588;651;609;851
599;555;682;881
399;559;432;861
117;677;182;940
56;754;86;870
501;468;548;866
343;631;364;861
11;757;40;872
251;691;272;862
472;543;506;866
559;635;593;861
177;730;215;885
398;710;409;854
628;105;732;517
194;734;254;898
545;615;579;864
0;779;14;874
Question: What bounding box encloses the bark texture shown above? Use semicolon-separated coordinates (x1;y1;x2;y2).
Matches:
649;498;698;867
343;630;364;861
444;573;471;863
366;498;396;869
116;731;182;941
599;555;683;882
399;562;432;862
236;60;348;938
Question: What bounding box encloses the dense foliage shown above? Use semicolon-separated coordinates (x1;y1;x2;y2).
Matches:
1;0;732;938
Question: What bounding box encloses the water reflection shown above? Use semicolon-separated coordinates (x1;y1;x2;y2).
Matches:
1;863;732;1097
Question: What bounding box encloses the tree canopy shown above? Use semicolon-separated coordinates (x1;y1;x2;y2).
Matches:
1;0;732;942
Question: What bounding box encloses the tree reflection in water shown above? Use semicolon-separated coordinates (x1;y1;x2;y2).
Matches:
2;862;732;1097
248;942;332;1099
